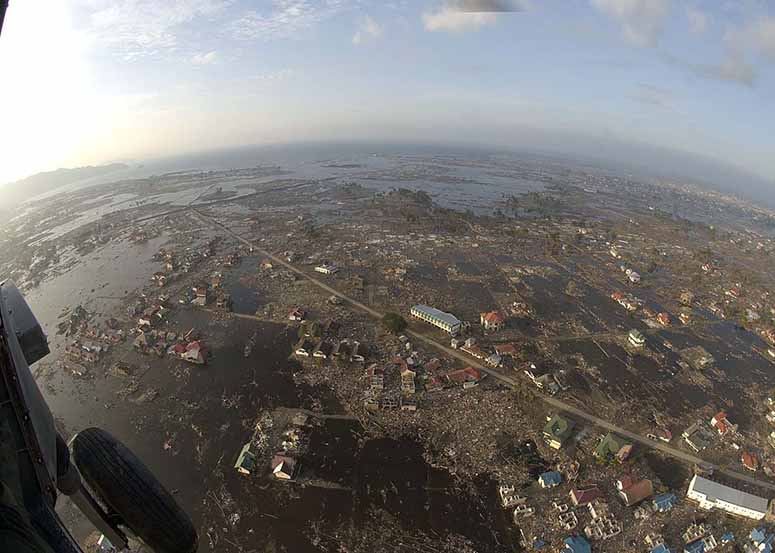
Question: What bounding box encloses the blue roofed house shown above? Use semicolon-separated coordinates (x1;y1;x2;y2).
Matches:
750;528;766;543
653;492;677;512
684;540;705;553
746;528;775;553
538;471;563;488
562;536;591;553
720;533;734;545
651;545;673;553
684;535;717;553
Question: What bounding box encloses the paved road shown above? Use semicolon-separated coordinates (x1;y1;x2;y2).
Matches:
191;207;775;495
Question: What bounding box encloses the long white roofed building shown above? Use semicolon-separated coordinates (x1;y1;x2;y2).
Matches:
410;305;462;335
686;474;769;520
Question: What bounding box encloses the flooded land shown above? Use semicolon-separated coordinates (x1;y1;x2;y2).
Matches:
5;145;775;552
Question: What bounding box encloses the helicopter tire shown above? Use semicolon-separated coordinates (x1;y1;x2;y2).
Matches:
71;427;197;553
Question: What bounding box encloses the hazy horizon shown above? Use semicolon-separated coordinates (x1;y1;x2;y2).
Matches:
1;1;774;188
3;138;774;211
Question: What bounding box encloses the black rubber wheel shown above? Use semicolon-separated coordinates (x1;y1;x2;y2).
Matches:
71;428;197;553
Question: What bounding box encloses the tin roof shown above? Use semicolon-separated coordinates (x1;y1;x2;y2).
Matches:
689;475;769;513
411;304;461;327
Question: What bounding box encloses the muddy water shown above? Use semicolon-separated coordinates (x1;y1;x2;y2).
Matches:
107;312;513;552
24;247;512;552
558;315;775;424
353;437;516;550
23;235;170;429
17;146;773;550
558;338;709;418
223;259;263;315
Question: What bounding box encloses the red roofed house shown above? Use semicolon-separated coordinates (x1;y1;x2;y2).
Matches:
615;475;634;490
425;375;445;393
461;344;487;360
711;411;737;436
365;364;384;392
657;312;671;326
495;343;519;357
611;291;626;302
393;356;409;372
570;485;603;507
288;307;306;322
182;341;208;365
742;452;759;472
616;476;653;507
480;311;506;332
446;367;484;389
653;427;672;443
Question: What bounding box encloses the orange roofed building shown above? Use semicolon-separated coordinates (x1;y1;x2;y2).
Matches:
480;311;506;331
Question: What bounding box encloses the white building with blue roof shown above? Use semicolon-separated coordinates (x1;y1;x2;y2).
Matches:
410;305;462;335
687;475;769;520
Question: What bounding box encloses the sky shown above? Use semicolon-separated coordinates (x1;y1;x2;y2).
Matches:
0;0;774;185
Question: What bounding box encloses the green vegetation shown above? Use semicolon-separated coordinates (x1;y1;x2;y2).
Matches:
382;312;408;334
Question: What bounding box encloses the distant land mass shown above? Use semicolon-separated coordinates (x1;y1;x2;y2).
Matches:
566;141;775;209
0;163;129;208
1;140;773;221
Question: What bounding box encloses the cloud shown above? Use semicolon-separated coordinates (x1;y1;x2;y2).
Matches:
422;9;497;32
191;51;217;65
352;15;383;45
452;0;529;11
422;0;527;32
714;52;757;85
591;0;670;47
662;51;756;87
629;83;672;107
230;0;351;40
250;68;295;82
671;15;775;87
686;6;707;35
750;17;775;60
85;0;232;59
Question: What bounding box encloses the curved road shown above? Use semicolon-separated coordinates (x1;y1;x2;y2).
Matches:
192;208;775;495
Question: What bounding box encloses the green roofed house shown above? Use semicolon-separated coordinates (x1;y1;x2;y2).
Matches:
595;432;633;463
234;442;257;475
544;414;575;449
